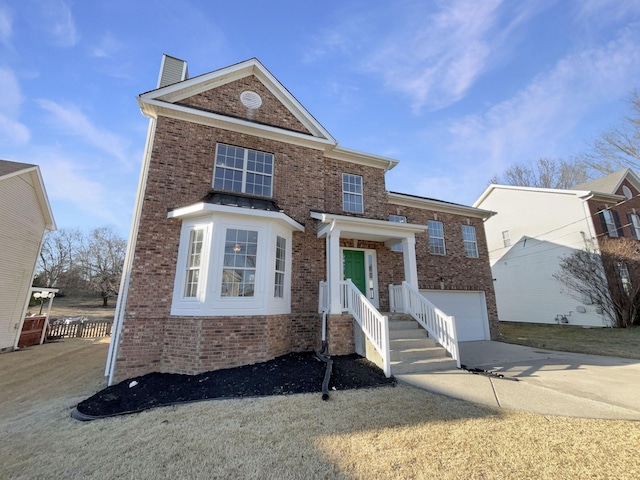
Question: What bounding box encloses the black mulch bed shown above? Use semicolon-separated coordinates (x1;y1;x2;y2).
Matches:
76;353;395;419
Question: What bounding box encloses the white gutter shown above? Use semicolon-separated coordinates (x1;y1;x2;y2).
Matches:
105;118;157;385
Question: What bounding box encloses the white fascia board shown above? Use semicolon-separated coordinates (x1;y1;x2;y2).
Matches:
311;211;427;238
324;145;399;171
141;59;336;142
138;99;334;151
474;184;618;207
390;192;494;219
581;191;625;203
29;168;56;231
168;202;305;232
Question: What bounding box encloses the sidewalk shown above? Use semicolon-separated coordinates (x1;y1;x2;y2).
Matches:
396;341;640;420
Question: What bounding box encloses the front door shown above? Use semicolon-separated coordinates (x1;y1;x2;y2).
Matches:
343;249;379;308
343;250;366;294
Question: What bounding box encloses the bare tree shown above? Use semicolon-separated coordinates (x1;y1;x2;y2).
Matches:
583;88;640;175
80;226;127;306
553;237;640;328
489;157;591;189
36;228;84;291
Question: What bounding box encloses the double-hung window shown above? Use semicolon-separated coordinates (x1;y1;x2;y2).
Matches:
616;262;632;296
462;225;479;258
214;144;273;197
601;209;620;238
221;229;258;297
184;228;205;297
628;213;640;239
343;173;363;213
502;230;511;247
428;220;446;255
389;215;407;252
274;236;286;298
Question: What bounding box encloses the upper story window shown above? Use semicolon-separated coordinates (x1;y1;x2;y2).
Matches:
601;209;621;238
389;215;407;252
428;220;446;255
615;261;632;296
462;225;479;258
343;173;363;213
502;230;511;247
628;213;640;240
213;144;273;197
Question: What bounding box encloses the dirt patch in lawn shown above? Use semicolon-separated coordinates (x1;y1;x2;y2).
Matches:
37;295;116;323
77;352;395;418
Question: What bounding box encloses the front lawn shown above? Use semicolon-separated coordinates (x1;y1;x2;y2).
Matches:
498;322;640;359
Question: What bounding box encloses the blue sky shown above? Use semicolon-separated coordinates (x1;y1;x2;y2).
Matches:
1;1;640;238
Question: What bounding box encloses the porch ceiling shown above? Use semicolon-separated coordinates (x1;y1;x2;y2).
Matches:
311;211;427;244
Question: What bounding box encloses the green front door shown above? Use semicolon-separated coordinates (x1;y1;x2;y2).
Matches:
343;250;366;294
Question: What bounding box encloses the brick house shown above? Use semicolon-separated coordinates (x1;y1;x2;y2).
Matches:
475;168;640;327
105;56;498;385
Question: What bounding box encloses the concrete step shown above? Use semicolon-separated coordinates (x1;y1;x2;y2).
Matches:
388;320;421;331
390;346;447;362
390;337;437;350
391;357;458;375
389;328;428;341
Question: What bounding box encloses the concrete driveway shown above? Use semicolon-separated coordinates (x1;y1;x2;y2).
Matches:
397;341;640;420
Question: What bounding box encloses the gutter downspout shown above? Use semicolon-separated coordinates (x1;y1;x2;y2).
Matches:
316;218;336;400
105;117;157;386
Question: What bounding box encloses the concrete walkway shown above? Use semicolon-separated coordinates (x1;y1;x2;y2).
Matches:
396;341;640;420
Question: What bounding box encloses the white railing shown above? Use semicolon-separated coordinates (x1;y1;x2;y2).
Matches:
389;282;460;368
318;279;390;377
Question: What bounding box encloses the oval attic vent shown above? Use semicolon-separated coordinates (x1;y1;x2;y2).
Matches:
240;91;262;109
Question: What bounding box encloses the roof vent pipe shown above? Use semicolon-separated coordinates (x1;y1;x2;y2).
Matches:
157;54;189;88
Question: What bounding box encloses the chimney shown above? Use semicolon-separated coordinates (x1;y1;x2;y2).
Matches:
157;54;189;88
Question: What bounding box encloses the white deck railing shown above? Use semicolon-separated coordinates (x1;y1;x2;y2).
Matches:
318;279;391;377
389;282;460;368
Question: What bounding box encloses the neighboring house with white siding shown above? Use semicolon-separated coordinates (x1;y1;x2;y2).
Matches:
0;160;56;352
474;169;640;327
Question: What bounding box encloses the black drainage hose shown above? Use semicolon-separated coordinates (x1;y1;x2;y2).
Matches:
315;341;333;401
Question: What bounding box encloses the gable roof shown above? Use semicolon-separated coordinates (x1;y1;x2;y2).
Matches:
138;57;398;172
0;159;56;230
474;183;622;207
139;58;335;142
572;168;640;195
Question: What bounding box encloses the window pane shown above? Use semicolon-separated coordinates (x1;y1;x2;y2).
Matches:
222;229;258;297
428;220;446;255
213;144;273;197
389;215;407;252
274;236;286;298
462;225;479;258
184;229;204;298
342;174;363;213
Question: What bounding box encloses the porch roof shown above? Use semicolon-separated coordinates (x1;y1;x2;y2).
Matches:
311;211;427;245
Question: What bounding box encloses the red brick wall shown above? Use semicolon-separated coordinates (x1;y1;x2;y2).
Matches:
326;314;355;355
181;75;311;135
386;204;499;340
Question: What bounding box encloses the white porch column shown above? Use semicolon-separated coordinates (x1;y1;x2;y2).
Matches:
402;235;419;288
327;229;343;314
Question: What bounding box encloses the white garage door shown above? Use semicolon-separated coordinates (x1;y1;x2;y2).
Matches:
420;290;490;342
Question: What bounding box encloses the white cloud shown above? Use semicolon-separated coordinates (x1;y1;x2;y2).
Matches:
0;67;29;145
91;32;122;58
0;3;12;46
38;0;78;47
37;154;123;226
36;99;131;165
306;1;544;112
445;27;640;175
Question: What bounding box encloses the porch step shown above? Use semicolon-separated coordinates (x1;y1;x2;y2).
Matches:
387;316;458;374
390;357;458;374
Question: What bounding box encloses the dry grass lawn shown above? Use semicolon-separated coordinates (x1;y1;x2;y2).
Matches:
40;295;116;323
499;322;640;359
1;339;639;479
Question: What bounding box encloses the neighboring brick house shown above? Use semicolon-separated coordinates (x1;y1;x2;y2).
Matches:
106;56;498;384
475;168;640;327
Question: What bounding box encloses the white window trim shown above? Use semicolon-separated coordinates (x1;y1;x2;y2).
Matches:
630;213;640;239
502;230;511;247
428;220;446;255
342;173;364;214
213;143;274;197
171;212;297;316
462;225;479;258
